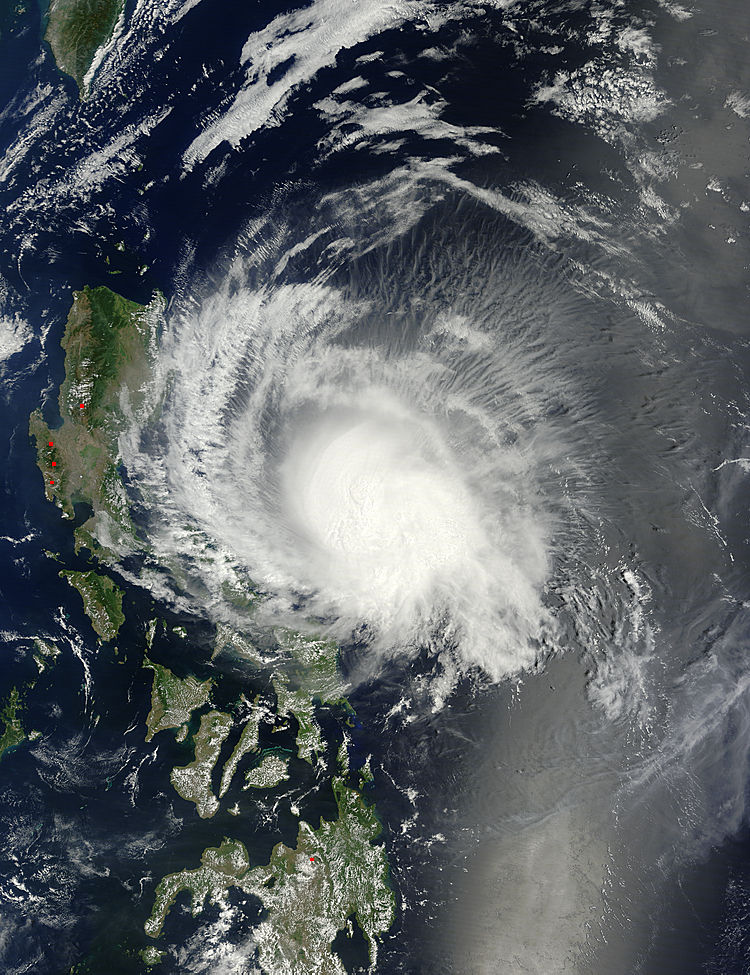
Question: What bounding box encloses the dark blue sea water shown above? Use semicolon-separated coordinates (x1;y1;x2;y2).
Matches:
1;0;750;972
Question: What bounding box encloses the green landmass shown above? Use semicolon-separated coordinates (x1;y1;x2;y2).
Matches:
273;678;324;764
0;687;26;761
60;569;125;641
218;701;269;797
145;618;165;650
213;625;339;762
139;946;165;967
23;278;395;967
220;577;260;612
214;627;350;764
243;752;289;790
29;285;161;558
45;0;125;92
143;657;213;743
170;710;233;818
32;637;60;673
213;623;270;668
276;628;347;704
145;629;396;965
144;838;250;939
359;754;375;788
268;631;348;765
145;777;395;973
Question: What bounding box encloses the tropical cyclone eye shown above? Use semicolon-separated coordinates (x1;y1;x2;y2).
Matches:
281;405;483;611
249;364;553;677
140;281;559;681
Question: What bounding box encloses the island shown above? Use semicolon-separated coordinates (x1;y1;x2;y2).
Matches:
29;285;163;649
243;751;289;790
28;284;397;971
143;657;213;743
170;710;233;819
218;703;267;797
145;776;395;973
59;569;125;641
0;687;26;762
45;0;125;92
29;284;161;560
33;637;61;674
143;634;397;972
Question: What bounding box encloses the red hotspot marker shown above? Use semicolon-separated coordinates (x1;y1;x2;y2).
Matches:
51;461;56;467
79;403;85;409
48;441;53;447
309;857;314;862
49;479;54;485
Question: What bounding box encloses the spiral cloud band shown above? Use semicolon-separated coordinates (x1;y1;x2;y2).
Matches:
126;204;578;682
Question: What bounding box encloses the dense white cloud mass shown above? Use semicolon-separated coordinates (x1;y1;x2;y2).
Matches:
123;191;589;684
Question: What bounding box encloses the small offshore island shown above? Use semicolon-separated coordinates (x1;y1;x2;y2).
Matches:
27;283;397;973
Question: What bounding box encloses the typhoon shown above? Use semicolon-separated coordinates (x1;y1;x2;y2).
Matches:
2;0;749;969
126;196;591;685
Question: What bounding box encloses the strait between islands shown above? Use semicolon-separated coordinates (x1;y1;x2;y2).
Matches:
24;284;396;973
